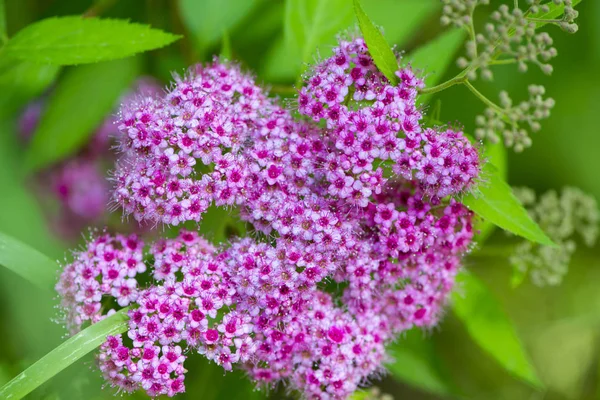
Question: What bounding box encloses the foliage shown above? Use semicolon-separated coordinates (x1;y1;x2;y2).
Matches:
0;0;598;399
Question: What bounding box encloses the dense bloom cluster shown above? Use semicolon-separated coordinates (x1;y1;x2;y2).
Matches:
56;232;146;334
58;36;482;399
297;37;479;199
19;78;162;235
114;63;273;225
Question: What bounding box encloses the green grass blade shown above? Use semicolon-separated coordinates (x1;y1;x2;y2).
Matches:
0;309;129;400
0;230;58;291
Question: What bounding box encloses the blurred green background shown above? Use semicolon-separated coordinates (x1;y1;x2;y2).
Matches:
0;0;599;399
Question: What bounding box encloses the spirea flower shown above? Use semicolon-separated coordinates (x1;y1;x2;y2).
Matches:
113;62;275;225
58;37;482;399
56;232;145;333
297;36;481;199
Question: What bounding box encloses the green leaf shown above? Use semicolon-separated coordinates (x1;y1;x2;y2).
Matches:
263;0;438;83
361;1;439;48
180;0;258;49
0;0;7;44
452;271;543;388
3;16;180;65
25;57;139;171
285;0;353;76
474;141;508;243
185;358;265;400
198;206;246;245
0;122;65;258
462;163;556;247
0;309;129;400
0;57;60;118
353;0;398;84
407;29;466;105
386;329;455;395
0;230;57;292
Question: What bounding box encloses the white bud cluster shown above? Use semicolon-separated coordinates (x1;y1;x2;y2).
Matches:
474;85;554;152
445;0;579;79
510;187;599;286
440;0;489;28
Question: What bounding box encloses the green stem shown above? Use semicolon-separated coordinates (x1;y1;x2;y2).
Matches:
464;80;506;115
418;68;470;95
467;4;477;58
526;17;562;23
489;58;518;66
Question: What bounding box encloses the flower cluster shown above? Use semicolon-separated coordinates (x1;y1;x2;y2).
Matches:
113;63;273;225
297;37;479;199
19;78;162;236
58;36;482;399
56;232;146;334
510;186;599;286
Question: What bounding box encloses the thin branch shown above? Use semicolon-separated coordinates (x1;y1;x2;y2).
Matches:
463;80;506;115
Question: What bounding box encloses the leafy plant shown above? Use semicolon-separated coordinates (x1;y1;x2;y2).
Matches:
0;0;597;399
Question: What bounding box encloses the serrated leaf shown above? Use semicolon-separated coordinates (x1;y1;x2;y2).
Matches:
0;309;129;400
463;163;556;247
386;329;455;395
452;271;543;388
3;16;180;65
0;230;57;292
25;57;139;171
353;0;398;84
407;29;466;105
180;0;258;49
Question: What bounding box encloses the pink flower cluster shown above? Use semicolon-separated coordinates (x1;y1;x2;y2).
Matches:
114;63;271;225
56;233;145;334
19;78;162;236
297;37;479;200
58;36;481;399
